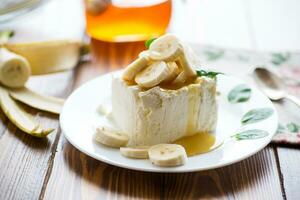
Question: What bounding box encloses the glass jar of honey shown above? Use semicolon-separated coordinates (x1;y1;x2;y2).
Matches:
85;0;172;42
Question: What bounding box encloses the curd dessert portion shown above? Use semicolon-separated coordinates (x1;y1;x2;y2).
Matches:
112;75;217;146
111;34;218;146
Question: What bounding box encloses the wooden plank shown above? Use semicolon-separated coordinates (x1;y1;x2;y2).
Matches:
277;147;300;200
0;0;83;198
43;42;283;199
0;72;74;200
42;139;163;200
163;147;282;200
44;140;283;199
274;100;300;200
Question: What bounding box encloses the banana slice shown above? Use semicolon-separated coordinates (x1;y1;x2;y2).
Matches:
0;86;53;137
9;87;64;114
161;62;180;84
0;48;31;88
148;34;182;62
172;71;188;85
94;126;129;148
120;146;150;159
148;144;187;167
177;46;197;77
4;40;87;75
135;61;171;88
138;50;150;59
122;57;148;81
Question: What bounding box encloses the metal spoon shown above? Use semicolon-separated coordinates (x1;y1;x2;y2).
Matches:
253;67;300;107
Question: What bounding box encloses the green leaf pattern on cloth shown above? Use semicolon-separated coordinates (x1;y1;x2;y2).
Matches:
203;49;224;61
193;45;300;145
271;53;290;66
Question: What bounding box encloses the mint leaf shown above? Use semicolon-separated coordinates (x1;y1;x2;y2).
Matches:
145;37;157;49
271;53;290;65
286;122;299;133
196;70;223;79
232;129;269;140
241;108;274;125
228;84;251;103
203;49;224;61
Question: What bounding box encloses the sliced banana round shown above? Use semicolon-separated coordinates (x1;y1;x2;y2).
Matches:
148;34;182;62
0;48;31;88
120;146;150;159
135;61;171;88
177;46;197;77
148;144;187;167
138;50;150;59
94;126;128;148
161;62;180;84
122;57;148;81
172;70;188;85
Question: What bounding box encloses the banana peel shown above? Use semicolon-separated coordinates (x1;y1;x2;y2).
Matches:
0;86;54;137
4;40;89;75
9;87;64;114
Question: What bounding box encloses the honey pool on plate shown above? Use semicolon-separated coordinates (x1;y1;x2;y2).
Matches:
174;133;223;157
85;0;171;42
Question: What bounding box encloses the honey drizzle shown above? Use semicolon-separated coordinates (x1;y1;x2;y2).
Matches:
174;133;222;157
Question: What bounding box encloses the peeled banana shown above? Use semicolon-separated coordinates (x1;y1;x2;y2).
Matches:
148;144;187;167
0;86;53;137
120;146;150;159
0;48;31;88
122;57;148;81
4;40;88;75
94;126;129;148
9;87;64;114
135;61;172;88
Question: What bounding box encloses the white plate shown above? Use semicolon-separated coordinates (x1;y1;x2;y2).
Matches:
60;71;278;173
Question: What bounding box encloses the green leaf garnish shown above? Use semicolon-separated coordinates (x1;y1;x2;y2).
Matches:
241;108;274;125
0;30;14;43
271;53;290;65
232;129;269;140
145;37;157;49
286;122;299;133
196;70;223;79
203;49;224;61
228;84;251;103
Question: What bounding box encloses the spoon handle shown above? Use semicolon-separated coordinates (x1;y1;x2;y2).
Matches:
286;94;300;108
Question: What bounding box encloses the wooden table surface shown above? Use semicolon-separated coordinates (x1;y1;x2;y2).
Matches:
1;0;300;199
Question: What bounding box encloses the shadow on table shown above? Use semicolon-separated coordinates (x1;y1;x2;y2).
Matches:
63;141;273;199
